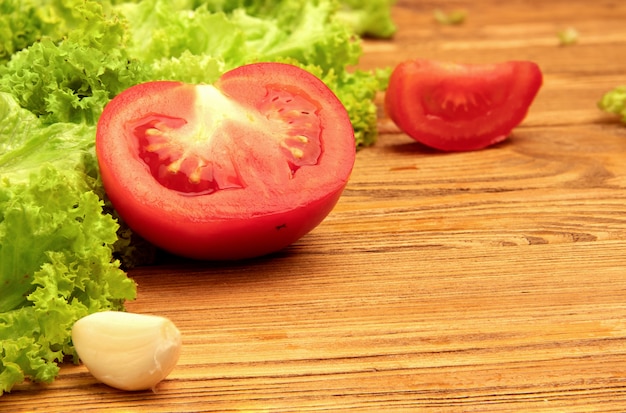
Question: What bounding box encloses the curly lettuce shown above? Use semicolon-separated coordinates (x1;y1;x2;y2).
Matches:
0;92;137;394
0;0;143;124
335;0;397;38
599;86;626;124
0;0;46;62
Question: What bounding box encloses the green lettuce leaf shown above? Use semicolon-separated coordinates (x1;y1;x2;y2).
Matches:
599;86;626;123
0;0;46;62
0;0;143;125
0;0;88;62
335;0;397;38
0;92;137;394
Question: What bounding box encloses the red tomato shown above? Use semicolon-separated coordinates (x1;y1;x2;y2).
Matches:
96;63;355;260
384;59;543;151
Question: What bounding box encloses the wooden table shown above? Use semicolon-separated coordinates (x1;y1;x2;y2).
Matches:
6;0;626;411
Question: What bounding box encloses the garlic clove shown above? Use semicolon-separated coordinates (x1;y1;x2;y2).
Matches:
72;311;182;391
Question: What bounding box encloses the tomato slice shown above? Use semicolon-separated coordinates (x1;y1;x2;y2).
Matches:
96;63;355;260
384;59;543;151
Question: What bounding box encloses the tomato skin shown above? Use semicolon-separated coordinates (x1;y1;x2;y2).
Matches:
384;59;543;151
96;63;355;260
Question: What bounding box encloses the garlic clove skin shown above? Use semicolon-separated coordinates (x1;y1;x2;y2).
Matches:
72;311;182;391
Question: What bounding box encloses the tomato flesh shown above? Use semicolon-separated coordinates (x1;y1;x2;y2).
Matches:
133;114;237;195
384;59;543;151
96;63;355;260
130;83;325;195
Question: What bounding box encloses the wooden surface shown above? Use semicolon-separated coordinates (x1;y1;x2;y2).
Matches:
6;0;626;411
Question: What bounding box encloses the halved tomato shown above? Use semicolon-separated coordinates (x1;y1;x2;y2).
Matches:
96;63;355;260
384;59;543;151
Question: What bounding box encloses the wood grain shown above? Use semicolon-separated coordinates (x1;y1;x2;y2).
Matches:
5;0;626;411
